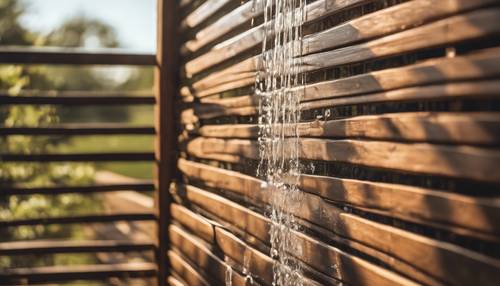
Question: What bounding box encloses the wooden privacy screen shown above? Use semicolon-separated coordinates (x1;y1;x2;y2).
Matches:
171;0;500;285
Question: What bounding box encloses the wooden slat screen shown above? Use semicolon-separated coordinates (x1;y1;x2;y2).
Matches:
172;0;500;285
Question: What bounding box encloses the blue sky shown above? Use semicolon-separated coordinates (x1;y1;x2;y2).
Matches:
20;0;156;52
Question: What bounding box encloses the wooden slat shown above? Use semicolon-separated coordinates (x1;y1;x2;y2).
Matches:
0;95;155;105
0;213;156;227
299;8;500;74
185;136;500;183
0;262;157;284
169;224;251;286
177;159;500;286
0;46;156;66
171;187;440;286
168;276;186;286
171;197;420;286
185;0;494;76
2;183;154;196
0;240;155;255
0;125;155;136
181;0;233;30
198;112;500;145
186;8;500;97
0;152;155;162
301;80;500;112
169;250;210;286
157;1;181;285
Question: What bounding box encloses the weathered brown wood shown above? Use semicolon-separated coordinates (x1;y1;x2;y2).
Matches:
186;9;500;97
2;183;154;196
168;250;210;286
181;0;233;30
299;174;500;239
1;152;155;162
300;80;500;112
156;1;180;285
171;185;442;286
0;125;155;136
0;46;155;66
184;136;500;183
169;224;251;286
182;0;265;54
302;0;497;55
0;262;157;284
185;0;495;76
0;240;155;255
0;213;156;228
177;159;500;286
198;112;500;145
168;276;186;286
172;188;423;286
170;204;215;243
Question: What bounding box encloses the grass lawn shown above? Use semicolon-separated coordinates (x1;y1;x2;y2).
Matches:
59;106;155;180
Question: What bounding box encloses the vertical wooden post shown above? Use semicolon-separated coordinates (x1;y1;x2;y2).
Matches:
155;0;179;285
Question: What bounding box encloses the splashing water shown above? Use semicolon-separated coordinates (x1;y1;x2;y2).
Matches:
256;0;306;285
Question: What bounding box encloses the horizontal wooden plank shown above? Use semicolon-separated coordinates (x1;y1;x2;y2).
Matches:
0;95;155;105
171;186;439;286
0;152;155;162
171;193;422;286
0;240;155;255
186;8;500;97
185;0;494;76
0;125;155;136
170;204;215;243
3;183;154;196
302;0;497;55
168;276;186;286
169;223;252;286
169;250;210;286
0;213;156;227
181;0;232;30
198;112;500;145
299;8;500;74
177;159;500;286
0;46;156;66
185;137;500;183
0;262;157;284
301;80;500;112
182;0;263;54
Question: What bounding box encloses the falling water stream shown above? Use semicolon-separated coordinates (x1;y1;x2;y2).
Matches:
256;0;306;285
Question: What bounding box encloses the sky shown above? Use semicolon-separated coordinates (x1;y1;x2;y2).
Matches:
20;0;157;53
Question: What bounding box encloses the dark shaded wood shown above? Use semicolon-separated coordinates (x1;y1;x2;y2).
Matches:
0;95;155;105
177;160;500;286
0;262;157;284
168;250;210;286
169;224;251;286
185;136;500;183
198;112;500;145
185;0;494;76
171;186;440;286
0;240;156;255
156;0;181;285
185;8;500;97
0;46;156;66
1;152;155;162
2;183;154;196
0;125;155;136
181;0;233;30
0;213;156;227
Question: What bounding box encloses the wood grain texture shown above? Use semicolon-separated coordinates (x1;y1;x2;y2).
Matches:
177;159;500;286
185;8;500;97
184;136;500;183
198;112;500;145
